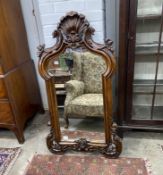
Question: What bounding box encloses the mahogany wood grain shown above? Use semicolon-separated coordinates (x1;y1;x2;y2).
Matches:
0;78;7;99
0;65;3;75
0;102;14;124
0;0;30;73
0;0;44;143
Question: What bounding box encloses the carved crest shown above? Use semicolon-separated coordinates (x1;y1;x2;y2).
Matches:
52;11;95;46
38;11;114;61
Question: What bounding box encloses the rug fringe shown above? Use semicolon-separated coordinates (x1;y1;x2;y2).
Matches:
144;158;154;175
3;147;21;175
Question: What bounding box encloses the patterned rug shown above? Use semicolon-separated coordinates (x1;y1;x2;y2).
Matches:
25;154;152;175
61;129;105;141
0;147;21;175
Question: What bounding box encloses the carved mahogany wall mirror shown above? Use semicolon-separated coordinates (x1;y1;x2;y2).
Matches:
38;11;122;158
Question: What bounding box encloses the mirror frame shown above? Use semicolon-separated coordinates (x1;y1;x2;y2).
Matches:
38;11;122;158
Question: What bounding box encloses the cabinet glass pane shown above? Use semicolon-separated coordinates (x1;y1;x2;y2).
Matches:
132;94;152;120
133;55;157;80
153;39;163;120
153;95;163;120
136;0;162;55
132;0;163;120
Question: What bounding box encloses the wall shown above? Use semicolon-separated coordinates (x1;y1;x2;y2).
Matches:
104;0;119;55
20;0;48;109
38;0;104;47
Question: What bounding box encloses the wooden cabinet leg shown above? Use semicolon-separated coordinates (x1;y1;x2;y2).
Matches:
38;106;45;114
12;128;25;144
64;114;69;129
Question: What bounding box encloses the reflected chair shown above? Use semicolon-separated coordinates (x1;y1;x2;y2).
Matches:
64;51;106;128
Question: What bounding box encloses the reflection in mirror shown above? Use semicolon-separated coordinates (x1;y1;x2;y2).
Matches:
47;47;106;143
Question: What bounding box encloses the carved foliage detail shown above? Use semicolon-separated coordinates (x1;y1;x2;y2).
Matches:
74;138;90;151
105;39;114;53
47;124;122;158
37;44;45;58
53;11;94;46
103;123;122;157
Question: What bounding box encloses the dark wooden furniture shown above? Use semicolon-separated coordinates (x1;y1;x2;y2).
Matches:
0;0;43;143
54;74;71;107
118;0;163;131
48;59;71;107
38;11;122;158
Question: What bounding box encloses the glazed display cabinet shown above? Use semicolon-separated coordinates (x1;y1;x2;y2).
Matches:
118;0;163;130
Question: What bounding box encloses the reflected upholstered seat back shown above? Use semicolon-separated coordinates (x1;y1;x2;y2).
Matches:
71;51;106;93
64;51;107;128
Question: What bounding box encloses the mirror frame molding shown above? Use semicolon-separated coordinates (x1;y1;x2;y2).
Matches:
38;11;122;158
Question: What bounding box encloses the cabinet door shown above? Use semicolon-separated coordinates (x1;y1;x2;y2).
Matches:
0;0;31;72
127;0;163;124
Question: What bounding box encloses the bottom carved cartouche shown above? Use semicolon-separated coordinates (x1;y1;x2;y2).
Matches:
46;124;122;158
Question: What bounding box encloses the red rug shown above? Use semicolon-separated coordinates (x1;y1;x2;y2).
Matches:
61;129;105;141
25;154;152;175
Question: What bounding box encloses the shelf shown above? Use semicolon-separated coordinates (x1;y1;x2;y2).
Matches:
54;73;72;77
56;90;66;95
54;84;66;95
132;105;163;120
48;68;72;77
133;79;163;86
133;90;163;94
137;14;161;20
55;83;65;89
137;7;162;20
135;43;163;55
135;50;163;55
135;50;158;56
133;80;163;94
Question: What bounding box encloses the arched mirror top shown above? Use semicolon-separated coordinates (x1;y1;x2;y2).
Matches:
38;11;116;80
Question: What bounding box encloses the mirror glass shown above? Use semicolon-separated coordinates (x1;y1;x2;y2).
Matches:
47;47;107;143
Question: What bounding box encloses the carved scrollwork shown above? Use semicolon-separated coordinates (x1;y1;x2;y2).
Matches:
51;141;63;152
105;39;114;53
37;44;45;58
56;11;90;44
39;11;122;158
74;138;90;151
37;44;54;60
103;143;117;157
47;129;122;158
102;123;122;158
